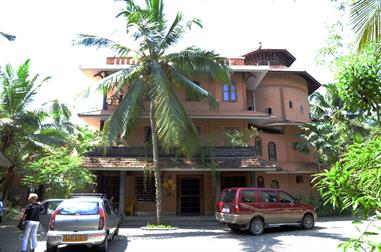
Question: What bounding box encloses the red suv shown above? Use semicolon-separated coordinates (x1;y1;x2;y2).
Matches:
215;187;317;235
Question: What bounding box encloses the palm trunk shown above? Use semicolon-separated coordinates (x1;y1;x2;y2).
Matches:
150;101;162;225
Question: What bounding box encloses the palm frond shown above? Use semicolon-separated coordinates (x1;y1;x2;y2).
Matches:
167;47;230;84
350;0;381;51
103;79;145;145
167;66;219;110
160;12;185;50
150;61;199;156
0;32;16;41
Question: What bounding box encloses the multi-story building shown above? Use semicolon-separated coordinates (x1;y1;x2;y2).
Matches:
78;48;320;215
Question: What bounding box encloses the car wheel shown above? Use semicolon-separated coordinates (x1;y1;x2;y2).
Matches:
301;214;314;230
227;224;241;232
46;243;58;252
249;217;264;235
98;236;109;252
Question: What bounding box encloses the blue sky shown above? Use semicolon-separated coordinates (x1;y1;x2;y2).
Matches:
0;0;339;121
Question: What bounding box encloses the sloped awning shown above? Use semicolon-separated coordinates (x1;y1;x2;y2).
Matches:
83;147;278;172
266;161;321;174
0;152;11;167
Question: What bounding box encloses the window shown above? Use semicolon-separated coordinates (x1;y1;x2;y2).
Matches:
221;189;236;203
144;127;152;144
267;107;272;114
257;176;265;188
225;127;240;146
135;176;156;201
270;180;279;189
223;83;237;102
241;190;256;203
300;105;304;114
185;81;201;101
255;137;262;156
221;176;246;190
296;175;304;184
289;101;293;108
260;191;277;203
268;142;277;161
279;192;296;203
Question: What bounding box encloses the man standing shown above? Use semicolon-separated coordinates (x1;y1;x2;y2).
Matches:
20;193;44;252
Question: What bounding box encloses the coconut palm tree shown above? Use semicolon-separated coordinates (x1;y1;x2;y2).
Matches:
74;0;229;224
0;32;15;41
0;60;67;201
350;0;381;51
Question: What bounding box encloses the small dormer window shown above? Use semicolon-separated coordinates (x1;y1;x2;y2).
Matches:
267;107;272;114
289;101;293;108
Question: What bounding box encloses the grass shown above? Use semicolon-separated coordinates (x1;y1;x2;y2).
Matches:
146;223;173;229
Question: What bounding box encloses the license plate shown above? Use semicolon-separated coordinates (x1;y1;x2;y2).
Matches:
222;207;230;213
63;234;87;242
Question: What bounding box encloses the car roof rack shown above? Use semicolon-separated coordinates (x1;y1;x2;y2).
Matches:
70;193;107;198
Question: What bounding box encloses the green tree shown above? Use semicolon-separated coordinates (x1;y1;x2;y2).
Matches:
74;0;229;224
0;60;66;201
21;148;96;198
336;42;381;127
314;136;381;251
350;0;381;51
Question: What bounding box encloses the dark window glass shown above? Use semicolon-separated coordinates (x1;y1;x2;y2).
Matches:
268;142;277;161
268;107;272;114
185;81;201;101
221;189;236;203
289;101;293;108
221;176;246;190
255;137;262;156
257;176;265;188
144;127;152;144
103;200;112;214
270;180;279;188
296;175;304;184
135;176;156;201
260;191;277;203
241;190;256;203
279;192;295;203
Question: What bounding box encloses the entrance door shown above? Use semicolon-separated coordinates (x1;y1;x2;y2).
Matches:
178;176;203;215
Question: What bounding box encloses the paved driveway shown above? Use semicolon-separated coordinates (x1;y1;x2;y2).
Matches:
1;219;379;252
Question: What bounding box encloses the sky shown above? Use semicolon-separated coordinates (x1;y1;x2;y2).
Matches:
0;0;340;122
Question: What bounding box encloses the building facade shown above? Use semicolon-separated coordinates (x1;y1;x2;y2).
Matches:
78;48;320;215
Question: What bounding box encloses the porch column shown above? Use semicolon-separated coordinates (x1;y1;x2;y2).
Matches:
119;171;126;220
249;171;256;187
215;171;221;204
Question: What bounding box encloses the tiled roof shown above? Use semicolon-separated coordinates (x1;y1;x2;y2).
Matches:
83;147;278;171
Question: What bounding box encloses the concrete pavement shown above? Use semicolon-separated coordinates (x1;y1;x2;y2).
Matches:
0;218;379;252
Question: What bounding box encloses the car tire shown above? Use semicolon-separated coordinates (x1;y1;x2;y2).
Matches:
227;224;241;232
98;235;109;252
46;243;58;252
249;217;264;235
301;214;314;230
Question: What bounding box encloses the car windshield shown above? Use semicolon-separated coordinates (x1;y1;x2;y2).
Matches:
57;201;99;215
221;189;236;203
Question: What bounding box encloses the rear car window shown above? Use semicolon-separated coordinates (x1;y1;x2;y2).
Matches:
221;189;236;203
241;190;256;203
57;201;99;215
260;191;277;203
